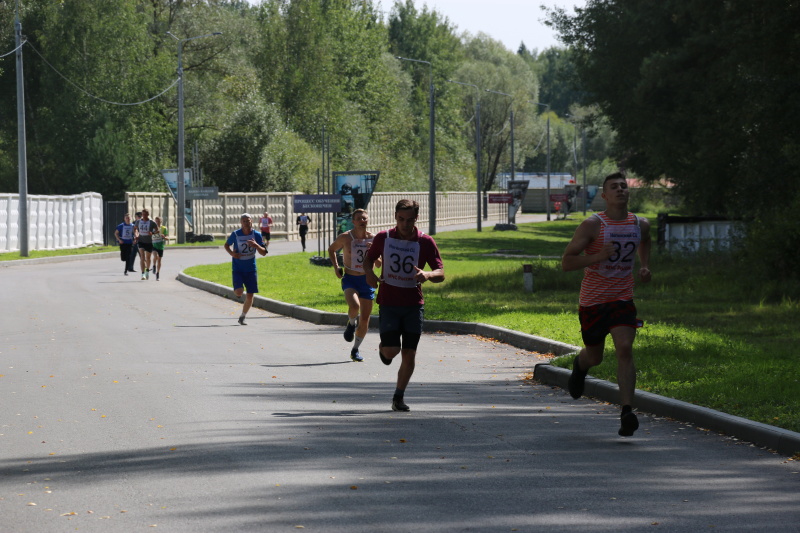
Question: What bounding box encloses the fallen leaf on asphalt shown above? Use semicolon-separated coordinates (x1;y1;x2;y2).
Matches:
350;486;358;490
27;502;36;506
60;512;76;516
399;439;407;443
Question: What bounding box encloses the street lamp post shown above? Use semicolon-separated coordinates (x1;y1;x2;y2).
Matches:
565;114;588;214
448;80;482;231
168;31;221;244
396;56;436;235
531;102;551;220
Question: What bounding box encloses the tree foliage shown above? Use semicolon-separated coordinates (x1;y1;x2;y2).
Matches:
0;0;602;206
548;0;800;278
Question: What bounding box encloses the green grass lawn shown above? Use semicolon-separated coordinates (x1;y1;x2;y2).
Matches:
186;215;800;433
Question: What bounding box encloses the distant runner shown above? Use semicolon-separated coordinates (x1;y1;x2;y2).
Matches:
115;213;135;276
135;209;158;280
224;213;268;325
151;216;168;281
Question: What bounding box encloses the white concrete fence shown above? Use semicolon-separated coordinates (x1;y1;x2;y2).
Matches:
125;191;509;242
1;188;593;253
0;193;103;253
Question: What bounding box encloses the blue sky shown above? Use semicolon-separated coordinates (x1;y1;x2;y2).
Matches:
245;1;586;53
407;0;585;52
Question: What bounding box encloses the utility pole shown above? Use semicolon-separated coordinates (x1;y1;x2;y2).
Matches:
16;0;29;256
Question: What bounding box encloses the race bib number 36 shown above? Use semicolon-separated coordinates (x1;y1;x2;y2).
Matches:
383;237;420;288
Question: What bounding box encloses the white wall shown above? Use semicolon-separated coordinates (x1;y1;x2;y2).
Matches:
0;192;104;253
126;191;508;241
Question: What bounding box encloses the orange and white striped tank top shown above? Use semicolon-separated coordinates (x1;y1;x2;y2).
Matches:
580;212;640;307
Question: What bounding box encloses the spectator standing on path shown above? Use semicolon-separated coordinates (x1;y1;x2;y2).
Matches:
259;212;273;243
151;216;169;281
364;199;445;412
561;172;652;437
224;213;268;325
135;209;158;280
127;212;142;273
296;213;311;252
327;209;382;362
115;213;135;276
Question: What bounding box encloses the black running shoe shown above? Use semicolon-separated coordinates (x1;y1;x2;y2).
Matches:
124;269;128;276
618;411;640;437
343;321;356;342
379;344;392;365
567;355;588;399
392;398;410;412
156;271;160;281
238;316;246;325
350;348;363;362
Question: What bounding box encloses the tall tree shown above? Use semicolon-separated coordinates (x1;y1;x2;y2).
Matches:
450;34;539;192
549;0;800;278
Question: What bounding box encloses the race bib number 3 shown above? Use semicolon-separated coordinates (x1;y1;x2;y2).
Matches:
383;237;420;288
350;239;372;272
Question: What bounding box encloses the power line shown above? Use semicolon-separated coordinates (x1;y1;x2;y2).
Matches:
0;40;25;58
25;41;178;106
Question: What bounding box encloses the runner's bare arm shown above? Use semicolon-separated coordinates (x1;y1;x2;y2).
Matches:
363;253;381;288
327;234;347;278
224;242;240;259
413;266;444;284
561;217;612;272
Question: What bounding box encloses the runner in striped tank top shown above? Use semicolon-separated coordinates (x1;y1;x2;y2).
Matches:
561;172;652;437
327;209;381;362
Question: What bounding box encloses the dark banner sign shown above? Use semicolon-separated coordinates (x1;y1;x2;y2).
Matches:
488;193;513;204
292;194;343;213
332;171;380;234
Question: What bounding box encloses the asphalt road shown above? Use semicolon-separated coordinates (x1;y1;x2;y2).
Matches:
1;236;799;532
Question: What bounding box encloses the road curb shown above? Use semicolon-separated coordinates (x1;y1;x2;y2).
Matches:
177;270;800;457
533;363;800;456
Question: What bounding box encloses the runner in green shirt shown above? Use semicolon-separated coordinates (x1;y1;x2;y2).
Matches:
151;216;169;281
